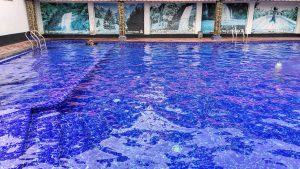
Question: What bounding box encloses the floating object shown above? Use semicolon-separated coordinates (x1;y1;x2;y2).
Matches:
172;145;183;153
113;99;121;103
275;62;282;71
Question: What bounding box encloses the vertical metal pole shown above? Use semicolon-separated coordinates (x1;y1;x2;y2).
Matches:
118;0;126;41
212;0;223;40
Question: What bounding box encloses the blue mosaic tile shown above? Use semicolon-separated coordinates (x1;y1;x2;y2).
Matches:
0;40;300;168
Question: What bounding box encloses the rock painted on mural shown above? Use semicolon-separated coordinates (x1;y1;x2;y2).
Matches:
201;3;248;34
252;2;298;33
150;3;196;34
40;3;90;34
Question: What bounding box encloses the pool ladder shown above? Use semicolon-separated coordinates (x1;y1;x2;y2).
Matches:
25;30;47;51
231;27;248;42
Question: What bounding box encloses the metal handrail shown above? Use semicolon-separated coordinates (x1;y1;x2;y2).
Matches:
25;31;35;49
231;28;248;43
242;29;245;42
30;31;41;49
25;30;47;51
31;30;47;49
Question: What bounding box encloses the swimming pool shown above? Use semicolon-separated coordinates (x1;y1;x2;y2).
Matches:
0;40;300;168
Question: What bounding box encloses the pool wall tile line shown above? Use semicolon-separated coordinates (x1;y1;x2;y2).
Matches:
30;44;116;114
0;49;32;65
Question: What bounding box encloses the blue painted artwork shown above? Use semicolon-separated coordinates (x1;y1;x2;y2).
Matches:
252;2;298;33
150;3;196;34
40;3;90;34
201;3;248;34
125;3;144;34
94;3;119;34
201;3;215;34
221;3;248;34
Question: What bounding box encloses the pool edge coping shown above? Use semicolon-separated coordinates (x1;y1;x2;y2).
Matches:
1;38;300;64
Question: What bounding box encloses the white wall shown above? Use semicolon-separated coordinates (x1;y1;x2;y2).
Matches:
0;0;29;36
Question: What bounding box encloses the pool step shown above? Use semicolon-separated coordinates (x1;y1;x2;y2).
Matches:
30;45;116;114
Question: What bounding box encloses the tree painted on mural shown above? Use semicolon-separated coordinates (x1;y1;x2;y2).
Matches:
104;9;116;30
126;5;144;33
281;7;298;21
94;3;119;34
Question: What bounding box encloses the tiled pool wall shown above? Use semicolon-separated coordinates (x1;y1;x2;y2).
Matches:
37;1;300;35
0;40;115;110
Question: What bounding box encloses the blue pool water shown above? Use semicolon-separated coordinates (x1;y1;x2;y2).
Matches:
0;40;300;168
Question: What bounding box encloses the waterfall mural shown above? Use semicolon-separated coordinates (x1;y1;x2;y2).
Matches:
94;3;119;34
252;2;298;33
150;3;196;34
125;3;144;34
221;3;248;34
40;3;90;34
201;3;248;34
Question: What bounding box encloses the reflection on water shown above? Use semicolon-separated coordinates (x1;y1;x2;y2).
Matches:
0;41;300;168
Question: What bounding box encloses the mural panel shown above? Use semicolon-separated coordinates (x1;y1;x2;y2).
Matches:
125;3;144;34
41;3;90;34
150;3;196;34
221;3;248;34
252;2;298;33
201;3;215;34
201;3;248;34
94;3;119;34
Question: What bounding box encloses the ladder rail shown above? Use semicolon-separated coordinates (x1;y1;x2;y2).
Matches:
242;29;245;42
30;31;42;50
25;30;47;51
25;31;35;50
32;30;47;49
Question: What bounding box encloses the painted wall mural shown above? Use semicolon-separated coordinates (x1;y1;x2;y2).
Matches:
41;3;90;34
150;3;196;34
201;3;248;34
252;2;298;33
221;3;248;34
201;3;215;34
94;3;119;34
125;3;144;34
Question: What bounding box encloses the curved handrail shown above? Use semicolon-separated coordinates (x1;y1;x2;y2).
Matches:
31;30;47;49
30;31;41;49
25;31;35;50
25;30;47;51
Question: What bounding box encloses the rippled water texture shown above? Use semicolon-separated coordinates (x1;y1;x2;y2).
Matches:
0;41;300;168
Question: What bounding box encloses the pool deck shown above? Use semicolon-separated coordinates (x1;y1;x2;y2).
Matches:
1;37;300;60
0;41;31;60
